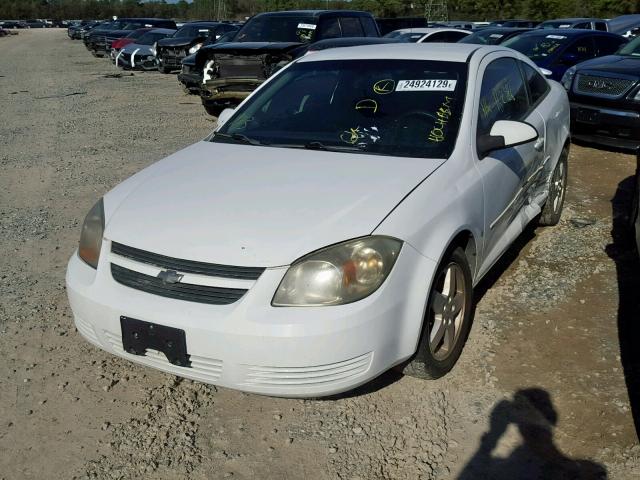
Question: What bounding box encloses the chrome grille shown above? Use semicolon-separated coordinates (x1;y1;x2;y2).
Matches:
111;242;265;280
575;74;636;97
111;264;247;305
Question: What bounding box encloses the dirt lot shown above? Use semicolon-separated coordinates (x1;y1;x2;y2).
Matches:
1;29;639;479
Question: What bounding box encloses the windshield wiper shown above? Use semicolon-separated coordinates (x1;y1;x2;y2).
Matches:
212;132;263;146
268;141;363;152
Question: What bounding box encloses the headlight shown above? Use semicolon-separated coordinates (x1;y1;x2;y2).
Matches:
561;66;576;90
78;198;104;269
272;236;402;306
189;42;203;54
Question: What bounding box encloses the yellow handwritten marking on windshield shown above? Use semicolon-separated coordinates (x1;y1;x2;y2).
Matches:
428;96;453;143
355;99;378;113
373;79;395;95
340;127;362;145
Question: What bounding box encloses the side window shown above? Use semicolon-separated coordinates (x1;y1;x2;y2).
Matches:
595;36;626;56
360;17;378;37
563;37;595;62
340;17;364;37
573;22;590;29
595;22;608;31
317;17;341;40
477;57;530;137
521;62;550;105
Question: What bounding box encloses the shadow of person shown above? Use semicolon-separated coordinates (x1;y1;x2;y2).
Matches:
458;388;607;480
605;172;640;440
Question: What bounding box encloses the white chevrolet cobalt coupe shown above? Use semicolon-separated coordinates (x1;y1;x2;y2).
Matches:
67;44;569;397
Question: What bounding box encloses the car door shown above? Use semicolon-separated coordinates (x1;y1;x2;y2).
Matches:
473;56;543;273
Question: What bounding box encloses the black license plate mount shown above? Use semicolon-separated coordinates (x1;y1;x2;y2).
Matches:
576;108;600;124
120;316;190;367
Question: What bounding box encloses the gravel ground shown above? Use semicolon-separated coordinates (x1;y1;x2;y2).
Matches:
1;30;639;479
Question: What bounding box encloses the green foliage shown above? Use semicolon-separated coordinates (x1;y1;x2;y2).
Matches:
0;0;638;21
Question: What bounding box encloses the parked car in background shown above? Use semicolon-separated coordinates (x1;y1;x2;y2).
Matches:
85;18;176;57
384;28;471;43
489;19;539;28
69;20;102;39
110;28;152;61
178;30;238;95
459;27;532;45
157;21;240;74
537;18;608;31
560;35;640;151
501;29;627;81
608;14;640;37
25;19;47;28
0;20;28;29
196;9;380;116
67;43;569;397
375;16;428;36
116;28;176;71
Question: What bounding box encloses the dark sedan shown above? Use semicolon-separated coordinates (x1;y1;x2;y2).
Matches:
157;22;240;74
502;29;627;81
561;36;640;150
458;27;532;45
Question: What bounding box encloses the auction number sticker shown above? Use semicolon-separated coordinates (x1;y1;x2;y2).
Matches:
546;34;566;39
396;79;457;92
297;23;317;30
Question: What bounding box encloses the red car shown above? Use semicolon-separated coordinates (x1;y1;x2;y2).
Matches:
110;28;152;61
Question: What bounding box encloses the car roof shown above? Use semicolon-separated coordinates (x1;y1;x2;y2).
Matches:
540;18;602;23
180;21;224;27
478;27;532;32
252;10;369;17
297;43;491;63
517;28;616;37
148;28;177;34
392;27;468;34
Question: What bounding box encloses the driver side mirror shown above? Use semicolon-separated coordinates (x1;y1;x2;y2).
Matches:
477;120;538;158
216;108;235;129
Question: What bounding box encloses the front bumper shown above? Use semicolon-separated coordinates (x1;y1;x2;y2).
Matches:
201;77;265;102
571;102;640;151
66;240;435;397
178;71;203;94
116;51;158;71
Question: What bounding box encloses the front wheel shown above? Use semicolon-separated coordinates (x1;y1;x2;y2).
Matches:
159;66;172;74
402;247;473;379
539;145;568;226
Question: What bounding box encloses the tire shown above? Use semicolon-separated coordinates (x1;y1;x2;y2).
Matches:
203;104;225;117
539;144;569;226
159;66;172;74
402;247;473;380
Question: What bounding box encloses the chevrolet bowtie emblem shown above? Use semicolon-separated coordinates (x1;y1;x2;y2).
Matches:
157;270;184;285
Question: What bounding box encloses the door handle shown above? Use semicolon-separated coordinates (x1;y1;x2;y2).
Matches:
534;138;544;151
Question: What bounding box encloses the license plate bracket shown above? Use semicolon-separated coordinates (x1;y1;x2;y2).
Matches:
120;316;190;367
576;107;600;124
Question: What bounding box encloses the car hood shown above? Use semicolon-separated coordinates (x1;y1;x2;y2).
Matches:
199;41;304;57
158;37;198;48
121;43;154;54
576;55;640;77
105;142;445;267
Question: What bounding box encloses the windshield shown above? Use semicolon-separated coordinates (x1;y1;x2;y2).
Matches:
174;24;215;38
390;32;425;42
137;31;171;45
617;36;640;56
502;33;568;60
125;29;148;39
213;59;468;159
539;21;574;29
460;30;508;45
234;15;317;43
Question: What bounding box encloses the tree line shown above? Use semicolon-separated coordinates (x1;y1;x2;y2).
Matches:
1;0;639;21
